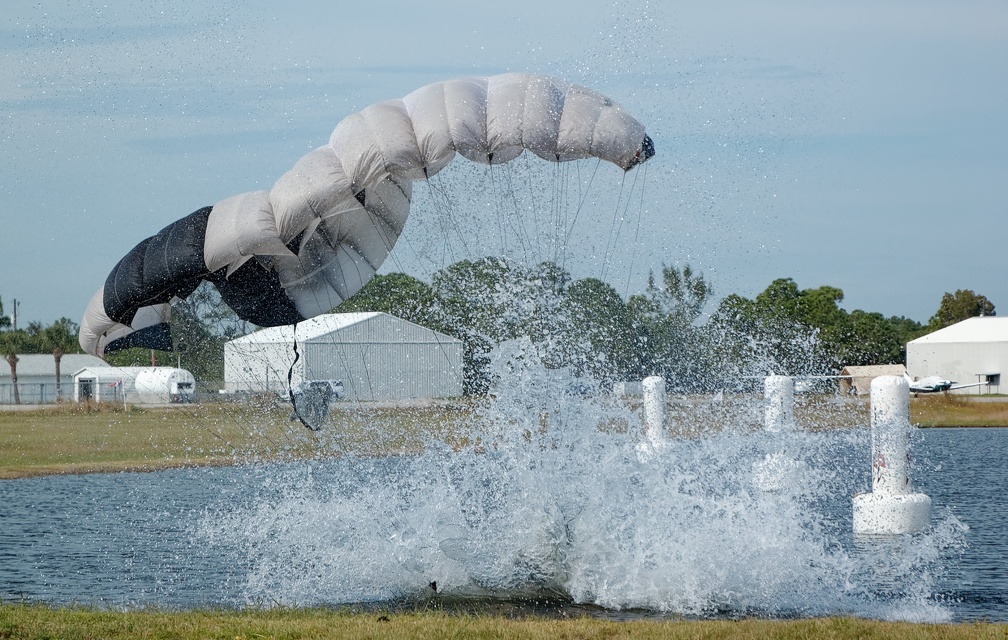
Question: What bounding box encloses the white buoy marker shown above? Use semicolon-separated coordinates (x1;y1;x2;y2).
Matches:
764;375;794;432
642;375;668;448
852;375;931;535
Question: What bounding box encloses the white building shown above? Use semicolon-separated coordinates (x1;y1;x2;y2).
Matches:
224;312;464;402
73;366;195;404
906;317;1008;394
0;353;107;403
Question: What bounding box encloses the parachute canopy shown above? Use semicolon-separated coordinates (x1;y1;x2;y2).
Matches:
80;72;655;357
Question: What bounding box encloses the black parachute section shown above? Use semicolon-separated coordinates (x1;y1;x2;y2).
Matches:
99;207;303;354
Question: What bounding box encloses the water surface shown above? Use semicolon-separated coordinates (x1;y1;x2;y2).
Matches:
0;425;1003;622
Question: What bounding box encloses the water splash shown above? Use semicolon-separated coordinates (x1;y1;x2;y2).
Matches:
199;351;966;621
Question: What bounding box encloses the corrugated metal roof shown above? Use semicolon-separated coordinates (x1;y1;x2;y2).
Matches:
229;312;382;344
229;312;461;346
0;353;107;378
908;317;1008;344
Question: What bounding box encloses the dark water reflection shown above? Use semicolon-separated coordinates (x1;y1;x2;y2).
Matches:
0;427;1004;621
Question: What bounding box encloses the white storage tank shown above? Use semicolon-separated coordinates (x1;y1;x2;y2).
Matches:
133;367;196;403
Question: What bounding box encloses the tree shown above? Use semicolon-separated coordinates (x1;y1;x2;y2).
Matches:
626;264;715;390
560;278;638;382
429;258;509;394
338;273;440;328
169;282;250;385
886;315;926;361
843;310;902;366
0;330;30;404
928;289;996;331
38;318;82;401
429;258;575;394
709;279;837;379
0;296;9;329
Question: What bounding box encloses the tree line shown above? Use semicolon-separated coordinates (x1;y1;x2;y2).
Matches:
0;273;997;400
333;260;996;394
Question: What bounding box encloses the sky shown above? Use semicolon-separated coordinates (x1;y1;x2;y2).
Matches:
2;0;1006;329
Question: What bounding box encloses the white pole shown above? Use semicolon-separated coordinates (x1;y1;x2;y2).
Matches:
852;375;931;535
754;375;798;491
642;375;668;447
764;375;794;432
870;375;912;494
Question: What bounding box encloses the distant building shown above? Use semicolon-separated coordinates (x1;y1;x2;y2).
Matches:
0;353;107;404
72;366;196;404
906;317;1008;394
224;312;464;402
838;364;907;396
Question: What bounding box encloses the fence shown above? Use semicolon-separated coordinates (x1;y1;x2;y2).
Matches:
0;382;73;405
0;381;225;405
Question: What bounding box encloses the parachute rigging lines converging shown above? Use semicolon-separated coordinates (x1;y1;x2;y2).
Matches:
79;72;655;357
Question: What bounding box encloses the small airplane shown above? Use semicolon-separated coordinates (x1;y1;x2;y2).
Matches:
904;373;988;394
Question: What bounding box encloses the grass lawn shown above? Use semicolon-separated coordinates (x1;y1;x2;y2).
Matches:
0;401;479;479
1;606;1005;640
0;394;1004;479
911;394;1008;427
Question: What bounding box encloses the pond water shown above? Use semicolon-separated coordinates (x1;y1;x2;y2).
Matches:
0;424;1004;622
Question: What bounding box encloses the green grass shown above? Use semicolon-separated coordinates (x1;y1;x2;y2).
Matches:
1;606;1005;640
0;394;1004;478
911;394;1008;428
0;401;480;479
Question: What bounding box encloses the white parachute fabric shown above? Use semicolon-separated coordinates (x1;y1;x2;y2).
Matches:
202;72;650;319
265;178;411;318
80;287;171;356
205;191;292;275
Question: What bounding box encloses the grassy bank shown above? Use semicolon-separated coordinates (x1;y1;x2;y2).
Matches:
0;394;1004;479
0;401;478;479
911;394;1008;427
1;606;1005;640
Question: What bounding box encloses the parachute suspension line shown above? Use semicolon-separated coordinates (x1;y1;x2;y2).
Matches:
556;161;577;269
424;174;470;268
287;322;319;431
502;160;534;264
437;178;457;271
599;173;628;283
420;179;450;272
600;167;643;284
487;163;509;260
488;162;528;262
376;199;424;278
562;159;602;258
521;151;545;263
550;160;562;266
555;162;572;267
624;161;650;299
604;167;645;286
516;153;536;263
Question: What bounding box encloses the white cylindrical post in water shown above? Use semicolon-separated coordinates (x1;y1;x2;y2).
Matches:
642;375;668;447
764;375;794;432
852;375;931;535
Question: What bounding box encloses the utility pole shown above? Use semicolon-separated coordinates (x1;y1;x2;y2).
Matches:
11;299;18;331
